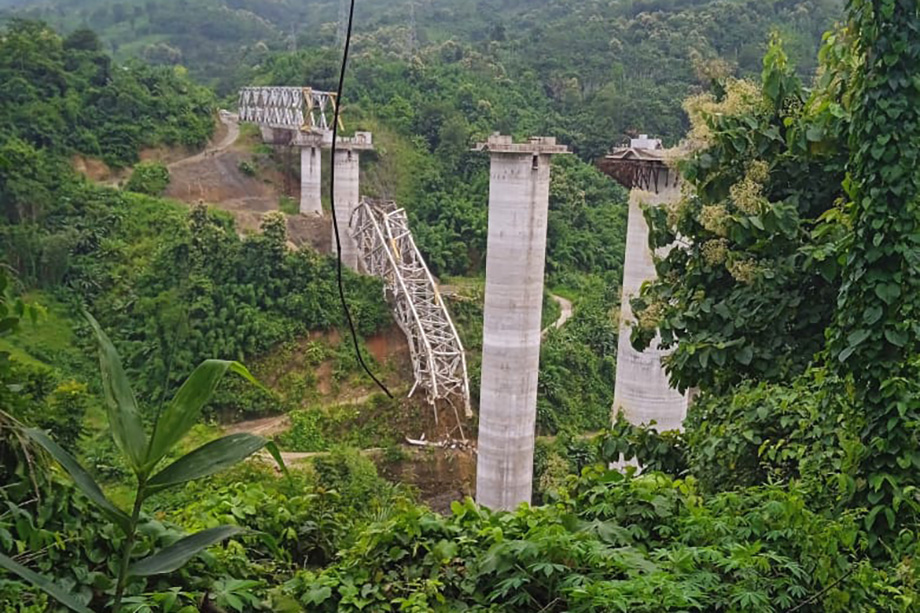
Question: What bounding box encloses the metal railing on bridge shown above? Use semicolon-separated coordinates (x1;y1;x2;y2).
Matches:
237;86;340;132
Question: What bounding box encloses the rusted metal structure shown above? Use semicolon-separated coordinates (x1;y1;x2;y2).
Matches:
596;135;678;193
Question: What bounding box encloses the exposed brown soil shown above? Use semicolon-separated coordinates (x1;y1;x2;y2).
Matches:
73;144;194;184
379;448;476;513
140;145;198;166
287;214;332;252
366;325;412;365
315;361;334;396
72;155;126;183
163;115;332;251
227;414;291;437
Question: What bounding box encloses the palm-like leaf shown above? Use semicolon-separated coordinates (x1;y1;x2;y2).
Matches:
144;360;258;472
146;433;270;494
0;552;94;613
84;311;148;472
128;525;242;576
24;428;131;534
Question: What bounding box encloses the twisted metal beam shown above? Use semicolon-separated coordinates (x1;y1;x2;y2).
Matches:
237;86;340;132
351;199;472;428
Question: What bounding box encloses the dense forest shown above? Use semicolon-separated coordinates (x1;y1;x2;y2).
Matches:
4;0;842;156
4;0;920;611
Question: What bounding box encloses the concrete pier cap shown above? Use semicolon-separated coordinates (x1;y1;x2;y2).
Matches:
291;129;374;150
474;133;569;511
473;132;570;155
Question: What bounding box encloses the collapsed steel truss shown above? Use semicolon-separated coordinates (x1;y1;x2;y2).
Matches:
351;199;472;427
238;86;339;132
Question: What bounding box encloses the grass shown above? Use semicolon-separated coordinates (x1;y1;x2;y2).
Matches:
279;195;299;215
0;292;86;373
279;394;415;453
548;285;580;303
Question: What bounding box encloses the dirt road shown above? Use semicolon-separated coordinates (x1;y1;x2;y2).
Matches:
163;111;331;250
168;110;240;169
543;294;574;336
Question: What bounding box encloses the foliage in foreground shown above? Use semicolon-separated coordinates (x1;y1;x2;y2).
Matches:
633;0;920;553
0;314;281;612
281;469;918;612
0;451;410;612
825;0;920;540
631;32;850;394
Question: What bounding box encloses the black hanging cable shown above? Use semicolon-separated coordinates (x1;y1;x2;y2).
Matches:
329;0;393;398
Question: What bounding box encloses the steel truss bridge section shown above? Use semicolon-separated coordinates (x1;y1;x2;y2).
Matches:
351;199;472;430
238;87;340;132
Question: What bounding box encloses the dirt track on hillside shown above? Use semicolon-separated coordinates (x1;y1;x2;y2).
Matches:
164;112;331;250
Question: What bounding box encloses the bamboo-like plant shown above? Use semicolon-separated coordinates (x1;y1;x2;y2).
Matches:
0;312;284;612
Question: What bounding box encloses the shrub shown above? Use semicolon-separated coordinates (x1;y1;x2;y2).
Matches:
238;160;256;177
281;469;919;612
683;368;858;503
124;162;170;196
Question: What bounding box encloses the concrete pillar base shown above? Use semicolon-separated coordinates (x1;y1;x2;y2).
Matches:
612;184;689;432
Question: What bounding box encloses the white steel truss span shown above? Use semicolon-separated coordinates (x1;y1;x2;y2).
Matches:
237;87;337;132
351;199;472;425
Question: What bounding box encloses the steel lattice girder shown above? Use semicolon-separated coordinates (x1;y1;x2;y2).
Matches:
237;87;338;132
351;199;472;420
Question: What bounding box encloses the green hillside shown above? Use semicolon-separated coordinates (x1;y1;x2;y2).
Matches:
4;0;920;611
4;0;841;155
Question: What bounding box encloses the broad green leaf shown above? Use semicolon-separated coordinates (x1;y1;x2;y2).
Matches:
264;441;288;475
847;328;871;348
146;434;268;493
874;282;901;305
735;345;753;366
0;552;94;613
129;525;242;576
84;311;147;472
884;327;908;347
24;428;131;534
145;360;258;471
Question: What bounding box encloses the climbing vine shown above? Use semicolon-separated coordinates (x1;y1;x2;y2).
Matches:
829;0;920;537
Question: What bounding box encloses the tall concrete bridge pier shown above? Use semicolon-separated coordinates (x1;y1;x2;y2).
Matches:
598;136;690;432
329;132;373;271
297;133;324;216
474;134;569;510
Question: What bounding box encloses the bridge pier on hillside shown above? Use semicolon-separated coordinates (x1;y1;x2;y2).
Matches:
294;132;326;216
598;136;690;434
331;132;373;271
614;184;689;431
474;134;569;511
